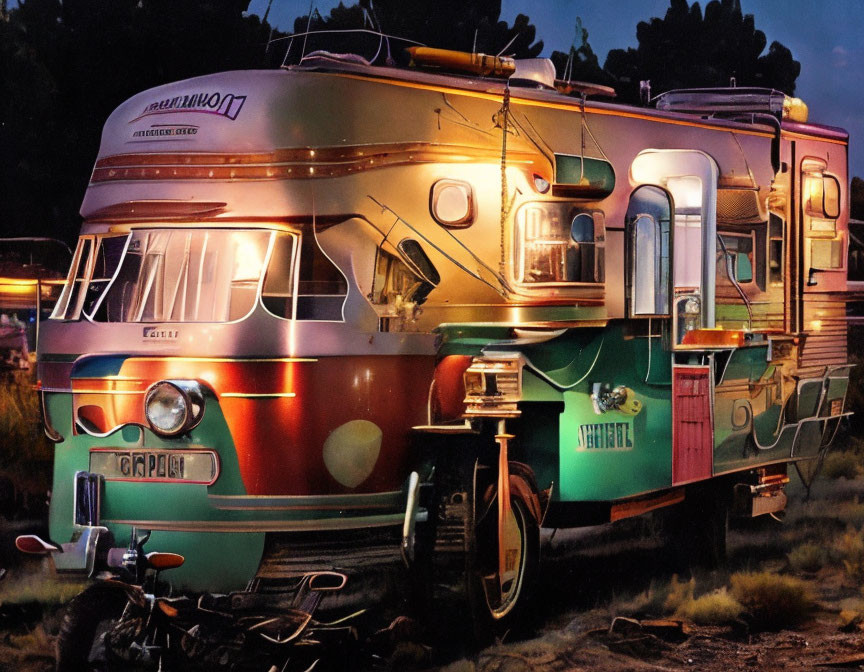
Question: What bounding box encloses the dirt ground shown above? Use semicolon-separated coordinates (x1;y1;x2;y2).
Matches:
3;463;864;671
444;469;864;672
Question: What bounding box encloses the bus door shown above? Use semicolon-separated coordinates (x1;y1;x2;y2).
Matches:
629;150;719;484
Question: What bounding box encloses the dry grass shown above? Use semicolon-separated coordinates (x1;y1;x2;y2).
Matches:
729;572;813;630
836;526;864;582
6;621;54;654
787;542;826;573
0;365;53;498
823;451;862;481
675;587;743;625
663;575;694;613
0;559;88;607
610;577;684;618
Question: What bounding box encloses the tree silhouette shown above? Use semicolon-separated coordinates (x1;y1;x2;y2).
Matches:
0;0;271;242
604;0;800;103
278;0;542;66
0;0;811;244
548;18;611;86
852;177;864;222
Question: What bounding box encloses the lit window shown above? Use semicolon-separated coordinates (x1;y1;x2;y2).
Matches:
514;203;604;285
295;234;347;320
52;235;129;321
430;179;475;228
801;158;844;275
91;230;270;323
262;231;348;321
261;233;296;319
804;171;840;220
626;185;671;316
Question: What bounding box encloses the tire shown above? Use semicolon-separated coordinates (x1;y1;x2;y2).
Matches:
56;583;130;672
467;472;540;642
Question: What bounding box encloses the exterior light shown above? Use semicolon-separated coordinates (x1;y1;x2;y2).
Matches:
532;174;550;194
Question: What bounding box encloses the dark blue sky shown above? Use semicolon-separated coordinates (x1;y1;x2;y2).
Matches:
248;0;864;178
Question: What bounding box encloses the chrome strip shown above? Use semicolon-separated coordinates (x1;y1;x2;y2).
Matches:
219;392;296;399
72;389;144;395
207;490;403;511
46;388;298;397
101;514;408;532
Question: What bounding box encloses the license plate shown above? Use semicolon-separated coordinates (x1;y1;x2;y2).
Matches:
89;449;219;485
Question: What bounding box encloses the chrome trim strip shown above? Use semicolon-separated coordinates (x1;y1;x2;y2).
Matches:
219;392;296;399
71;389;144;395
101;514;407;532
207;490;403;511
46;388;298;397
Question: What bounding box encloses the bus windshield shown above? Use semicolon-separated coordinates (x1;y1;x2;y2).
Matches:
88;229;271;323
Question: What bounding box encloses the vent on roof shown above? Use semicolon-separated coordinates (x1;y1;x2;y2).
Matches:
655;87;808;123
510;59;556;89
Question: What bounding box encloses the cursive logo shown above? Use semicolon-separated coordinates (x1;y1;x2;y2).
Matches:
132;91;247;122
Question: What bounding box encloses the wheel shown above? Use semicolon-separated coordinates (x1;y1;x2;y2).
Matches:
56;583;130;671
467;471;540;641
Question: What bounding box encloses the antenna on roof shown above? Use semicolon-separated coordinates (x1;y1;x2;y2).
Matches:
496;32;519;58
640;80;651;106
473;29;478;54
300;0;316;61
363;0;380;32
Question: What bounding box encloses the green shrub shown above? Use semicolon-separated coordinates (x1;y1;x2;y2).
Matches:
730;572;813;630
787;542;826;573
675;587;743;625
822;451;861;480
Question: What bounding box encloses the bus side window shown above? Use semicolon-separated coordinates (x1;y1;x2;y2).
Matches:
262;231;348;321
802;159;844;272
261;233;296;319
295;233;348;321
769;214;784;286
53;235;129;321
626;185;672;316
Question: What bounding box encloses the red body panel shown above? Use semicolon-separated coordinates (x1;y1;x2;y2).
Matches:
66;356;435;496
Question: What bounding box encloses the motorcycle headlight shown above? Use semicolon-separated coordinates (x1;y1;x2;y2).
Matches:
144;380;204;436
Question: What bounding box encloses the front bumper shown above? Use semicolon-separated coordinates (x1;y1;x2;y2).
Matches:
23;470;428;580
16;525;111;577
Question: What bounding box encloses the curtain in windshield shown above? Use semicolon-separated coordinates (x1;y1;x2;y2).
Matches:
92;229;271;323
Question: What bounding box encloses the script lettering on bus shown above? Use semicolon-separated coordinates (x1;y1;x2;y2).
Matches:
90;449;216;484
577;422;634;451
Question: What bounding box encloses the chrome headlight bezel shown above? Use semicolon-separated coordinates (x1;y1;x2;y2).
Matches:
144;380;205;437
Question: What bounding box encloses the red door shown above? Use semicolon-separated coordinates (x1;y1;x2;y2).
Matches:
672;366;713;484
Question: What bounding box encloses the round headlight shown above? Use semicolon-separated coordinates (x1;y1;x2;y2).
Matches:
145;382;188;436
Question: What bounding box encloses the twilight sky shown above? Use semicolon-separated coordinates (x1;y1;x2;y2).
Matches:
247;0;864;179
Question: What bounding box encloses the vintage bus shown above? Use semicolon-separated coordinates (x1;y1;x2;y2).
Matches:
17;44;853;666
